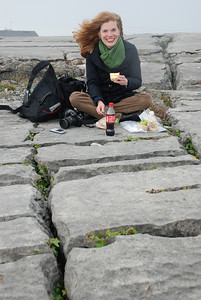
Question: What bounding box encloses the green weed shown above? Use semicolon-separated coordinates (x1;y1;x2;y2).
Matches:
46;238;60;258
34;250;42;255
121;136;166;142
51;281;67;300
88;227;138;248
184;138;198;158
34;163;49;199
148;164;159;170
162;120;172;127
23;162;32;166
169;129;180;137
28;133;35;141
121;136;139;142
33;144;42;150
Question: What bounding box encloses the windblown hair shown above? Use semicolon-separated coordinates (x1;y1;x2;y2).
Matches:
73;11;124;58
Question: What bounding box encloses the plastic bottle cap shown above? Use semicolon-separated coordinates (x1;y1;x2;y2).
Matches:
109;103;114;106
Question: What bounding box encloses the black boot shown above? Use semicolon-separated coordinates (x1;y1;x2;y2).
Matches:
120;111;143;122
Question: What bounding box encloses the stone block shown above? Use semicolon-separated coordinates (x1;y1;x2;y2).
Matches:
36;136;185;173
0;164;37;186
65;234;201;300
49;165;201;255
0;217;51;263
0;184;39;221
0;253;60;300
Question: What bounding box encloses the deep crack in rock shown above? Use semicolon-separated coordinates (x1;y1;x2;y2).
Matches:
68;219;201;252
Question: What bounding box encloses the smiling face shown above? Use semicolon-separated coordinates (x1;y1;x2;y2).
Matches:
99;20;120;49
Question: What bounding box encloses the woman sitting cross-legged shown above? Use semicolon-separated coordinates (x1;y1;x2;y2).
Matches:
70;11;153;121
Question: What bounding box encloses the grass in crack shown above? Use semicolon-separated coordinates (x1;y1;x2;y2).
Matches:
46;238;60;259
46;238;67;300
165;130;198;158
184;138;198;158
121;136;139;142
88;227;138;248
162;120;172;127
34;163;50;199
172;129;180;137
30;144;51;198
31;145;67;299
52;281;67;300
121;136;167;142
33;144;42;150
28;133;35;141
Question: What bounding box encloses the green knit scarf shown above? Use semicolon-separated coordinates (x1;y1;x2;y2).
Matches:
99;36;125;69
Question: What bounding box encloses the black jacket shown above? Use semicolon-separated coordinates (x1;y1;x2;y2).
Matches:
86;40;142;105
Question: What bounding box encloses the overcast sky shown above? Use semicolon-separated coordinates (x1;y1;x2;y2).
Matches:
1;0;201;36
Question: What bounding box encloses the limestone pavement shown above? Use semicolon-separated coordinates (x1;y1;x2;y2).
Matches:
0;33;201;299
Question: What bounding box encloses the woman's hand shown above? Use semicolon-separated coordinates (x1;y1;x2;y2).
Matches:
114;74;128;87
96;100;105;116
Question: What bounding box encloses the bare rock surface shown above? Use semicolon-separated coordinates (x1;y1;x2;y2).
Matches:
0;164;36;186
0;217;51;263
0;253;60;300
0;184;39;221
0;33;201;299
65;234;201;300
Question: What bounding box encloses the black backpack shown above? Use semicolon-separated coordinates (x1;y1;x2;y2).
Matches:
0;60;86;122
58;75;86;110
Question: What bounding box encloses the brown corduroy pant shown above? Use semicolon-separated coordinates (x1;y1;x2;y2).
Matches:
69;91;153;120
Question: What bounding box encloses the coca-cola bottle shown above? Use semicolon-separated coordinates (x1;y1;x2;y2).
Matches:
106;102;115;136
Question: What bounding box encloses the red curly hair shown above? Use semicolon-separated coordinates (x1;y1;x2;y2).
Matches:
73;11;124;58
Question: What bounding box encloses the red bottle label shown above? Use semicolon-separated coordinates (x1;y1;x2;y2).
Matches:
106;115;115;123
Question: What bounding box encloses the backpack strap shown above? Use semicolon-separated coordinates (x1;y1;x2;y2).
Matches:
0;104;20;114
26;60;51;91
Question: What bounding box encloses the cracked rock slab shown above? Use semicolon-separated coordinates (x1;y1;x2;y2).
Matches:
0;47;66;60
0;184;40;221
176;63;201;89
36;136;185;173
0;36;79;60
0;217;51;263
141;62;170;89
168;110;201;157
0;164;37;186
49;165;201;255
65;234;201;300
0;112;33;147
170;100;201;112
32;120;135;145
167;33;201;54
32;118;169;145
0;253;60;300
53;155;198;183
0;147;33;164
126;34;161;55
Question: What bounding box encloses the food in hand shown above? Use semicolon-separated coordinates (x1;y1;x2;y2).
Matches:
110;73;120;81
